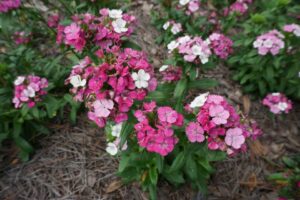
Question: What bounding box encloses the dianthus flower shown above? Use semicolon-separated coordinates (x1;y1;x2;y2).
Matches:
12;31;31;45
0;0;21;13
253;30;285;56
262;93;292;114
224;0;253;16
13;75;48;109
159;65;182;82
163;20;183;35
168;36;212;64
207;33;233;59
65;48;157;128
178;0;200;15
133;102;183;156
105;123;128;156
283;24;300;37
57;8;135;52
186;93;262;155
47;14;60;28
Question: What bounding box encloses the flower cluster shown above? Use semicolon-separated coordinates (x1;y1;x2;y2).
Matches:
262;93;292;114
283;24;300;37
57;9;136;52
47;14;60;28
13;75;49;109
253;30;285;56
186;93;262;155
225;0;253;16
133;102;183;156
178;0;200;15
207;33;233;59
168;36;212;64
159;65;182;82
0;0;21;13
66;48;157;128
105;123;128;155
12;31;31;45
163;20;183;35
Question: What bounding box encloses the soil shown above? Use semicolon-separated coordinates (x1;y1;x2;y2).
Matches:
0;1;299;200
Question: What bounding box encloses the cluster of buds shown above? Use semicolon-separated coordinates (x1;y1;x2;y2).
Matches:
13;75;48;108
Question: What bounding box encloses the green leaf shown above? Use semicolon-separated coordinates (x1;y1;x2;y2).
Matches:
120;121;133;149
163;170;185;185
0;132;8;144
119;154;130;172
282;156;297;168
148;184;157;200
268;173;285;181
184;156;197;180
149;167;158;185
14;136;33;154
121;40;142;51
169;151;185;172
207;151;226;162
174;78;187;98
155;155;164;173
188;79;218;90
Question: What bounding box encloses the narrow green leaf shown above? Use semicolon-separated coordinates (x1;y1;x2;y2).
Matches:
188;79;218;90
169;151;185;172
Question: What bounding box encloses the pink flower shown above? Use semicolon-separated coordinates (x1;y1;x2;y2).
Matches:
208;33;233;59
47;14;60;28
262;93;292;114
0;0;21;13
225;128;245;149
209;105;230;125
283;24;300;37
93;99;114;118
157;106;178;124
186;122;205;143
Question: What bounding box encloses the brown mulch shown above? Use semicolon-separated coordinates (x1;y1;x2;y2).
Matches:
0;1;299;200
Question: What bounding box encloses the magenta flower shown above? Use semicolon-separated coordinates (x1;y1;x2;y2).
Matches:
157;106;179;124
0;0;21;13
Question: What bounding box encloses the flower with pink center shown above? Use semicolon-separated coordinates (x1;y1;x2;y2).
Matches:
157;106;179;124
225;128;245;149
186;122;205;143
283;24;300;37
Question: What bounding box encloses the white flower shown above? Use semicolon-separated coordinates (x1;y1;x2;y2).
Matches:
272;92;280;96
111;123;123;137
253;39;263;48
190;92;209;108
178;35;191;44
167;41;179;52
112;18;128;33
70;75;86;88
163;21;170;30
191;45;203;56
23;86;36;98
132;69;150;89
179;0;190;6
199;55;209;64
106;142;118;155
277;102;288;111
263;39;273;48
159;65;169;72
109;9;123;19
171;25;181;35
294;28;300;37
14;76;25;86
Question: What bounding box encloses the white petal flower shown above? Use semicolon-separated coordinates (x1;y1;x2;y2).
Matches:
277;102;288;111
191;45;203;56
132;69;150;89
190;92;209;108
179;0;190;6
171;25;181;35
159;65;169;72
14;76;25;86
200;55;209;64
23;86;36;98
263;39;273;48
106;142;118;155
167;41;179;52
109;9;123;19
112;18;128;33
294;28;300;37
272;92;280;96
178;36;191;44
70;75;86;88
253;39;263;48
163;21;170;30
111;123;123;137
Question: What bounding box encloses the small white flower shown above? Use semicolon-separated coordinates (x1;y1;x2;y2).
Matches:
263;39;273;48
200;55;209;64
23;86;36;98
132;69;150;89
277;102;288;111
106;142;118;155
14;76;25;86
253;39;263;48
70;75;86;88
159;65;169;72
163;21;170;30
294;28;300;37
171;25;181;35
178;36;191;44
272;92;280;96
109;9;123;19
167;41;179;52
112;18;128;33
191;45;203;56
179;0;190;6
190;92;209;108
111;123;123;137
